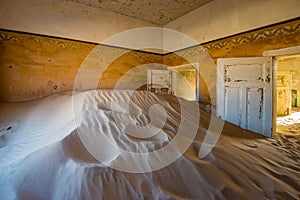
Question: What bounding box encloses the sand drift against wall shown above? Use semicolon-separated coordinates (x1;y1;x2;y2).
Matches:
0;90;299;199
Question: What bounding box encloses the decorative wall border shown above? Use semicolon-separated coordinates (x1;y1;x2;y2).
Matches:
203;18;300;51
0;29;164;70
0;29;164;63
162;18;300;62
1;18;299;60
0;30;94;50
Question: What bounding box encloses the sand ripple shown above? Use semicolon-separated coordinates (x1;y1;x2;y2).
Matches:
0;90;299;200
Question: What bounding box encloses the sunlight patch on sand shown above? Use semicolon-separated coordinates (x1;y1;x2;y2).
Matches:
277;108;300;135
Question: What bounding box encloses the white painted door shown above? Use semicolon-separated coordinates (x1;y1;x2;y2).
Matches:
216;57;272;137
147;64;200;101
147;69;171;94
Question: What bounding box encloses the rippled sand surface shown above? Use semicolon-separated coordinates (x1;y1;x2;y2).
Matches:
0;90;299;200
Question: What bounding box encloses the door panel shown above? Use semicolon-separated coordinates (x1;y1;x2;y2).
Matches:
224;88;240;125
247;88;263;133
217;57;272;137
225;64;264;82
147;69;171;94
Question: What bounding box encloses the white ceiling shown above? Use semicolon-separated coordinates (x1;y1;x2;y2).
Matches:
71;0;214;25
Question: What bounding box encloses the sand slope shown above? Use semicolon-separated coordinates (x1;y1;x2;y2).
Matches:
0;90;299;200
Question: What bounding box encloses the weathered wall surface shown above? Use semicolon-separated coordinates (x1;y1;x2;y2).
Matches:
277;56;300;91
1;19;299;102
0;30;162;101
2;0;299;53
165;0;300;46
164;19;300;106
203;19;300;60
0;30;91;101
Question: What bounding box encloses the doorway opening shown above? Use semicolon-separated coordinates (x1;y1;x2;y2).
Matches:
147;63;199;101
168;63;199;101
275;54;300;135
214;46;300;137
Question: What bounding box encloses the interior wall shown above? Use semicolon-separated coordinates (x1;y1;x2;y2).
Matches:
0;0;157;45
1;16;299;103
277;56;300;91
165;0;300;47
2;0;299;53
0;30;162;101
164;19;300;107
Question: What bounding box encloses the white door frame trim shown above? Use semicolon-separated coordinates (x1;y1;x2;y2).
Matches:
216;57;272;137
263;45;300;137
263;46;300;57
168;62;200;101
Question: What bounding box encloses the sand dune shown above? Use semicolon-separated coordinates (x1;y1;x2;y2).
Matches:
0;90;299;200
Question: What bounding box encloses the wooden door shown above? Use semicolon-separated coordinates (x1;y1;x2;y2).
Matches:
147;69;171;94
217;57;272;137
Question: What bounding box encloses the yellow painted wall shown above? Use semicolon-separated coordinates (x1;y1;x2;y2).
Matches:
0;19;299;102
164;19;300;105
0;30;162;101
277;56;300;91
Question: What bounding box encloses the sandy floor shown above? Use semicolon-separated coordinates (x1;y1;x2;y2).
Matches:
0;90;299;200
277;107;300;135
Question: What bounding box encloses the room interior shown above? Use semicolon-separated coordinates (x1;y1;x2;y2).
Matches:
275;54;300;135
0;0;300;199
2;0;300;135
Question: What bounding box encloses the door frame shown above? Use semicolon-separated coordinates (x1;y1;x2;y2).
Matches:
263;46;300;137
168;62;200;101
216;57;273;137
